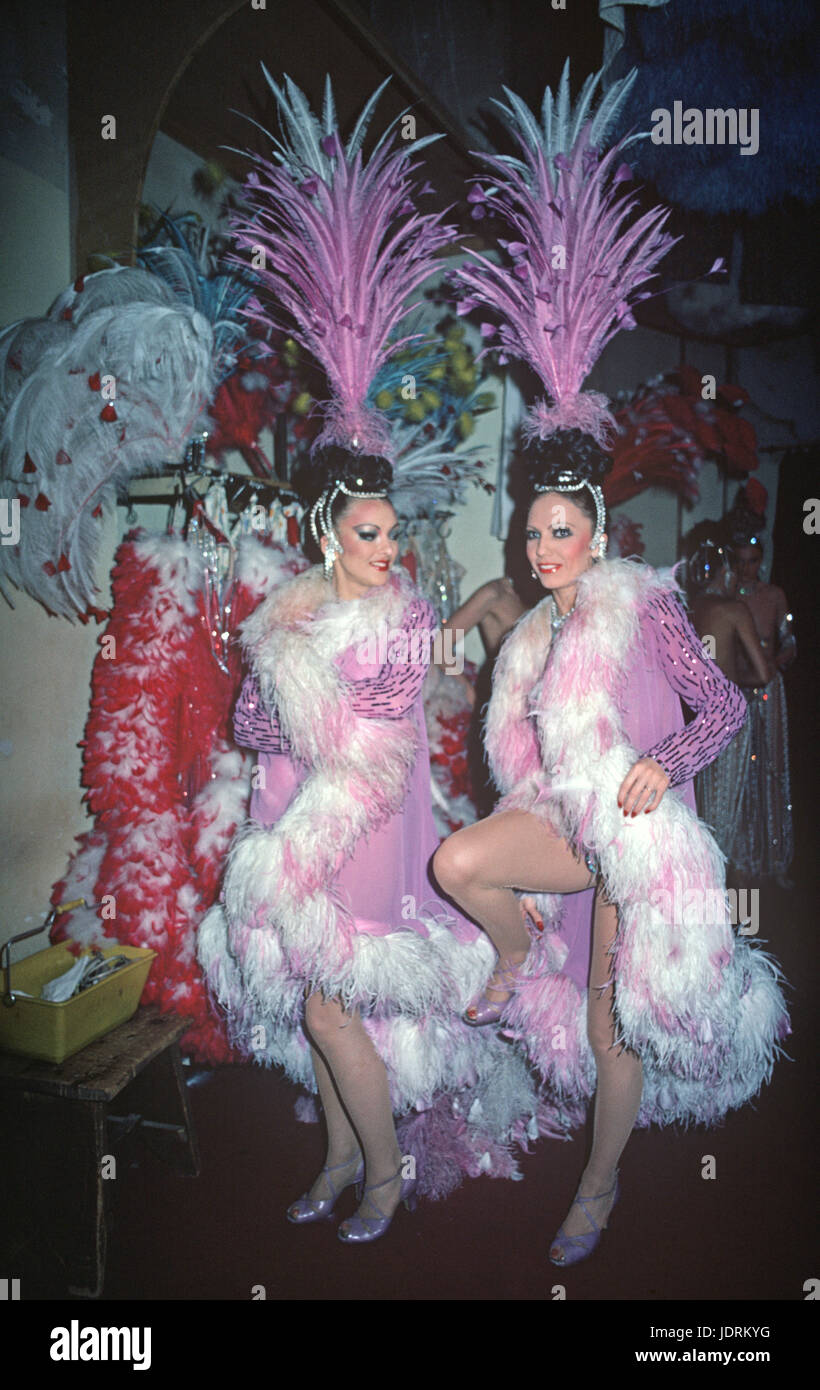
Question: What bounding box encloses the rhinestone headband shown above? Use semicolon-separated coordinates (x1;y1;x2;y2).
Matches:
308;477;389;546
534;472;606;553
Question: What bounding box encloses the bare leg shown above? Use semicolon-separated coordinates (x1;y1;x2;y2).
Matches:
549;888;642;1253
433;810;593;1001
304;993;404;1221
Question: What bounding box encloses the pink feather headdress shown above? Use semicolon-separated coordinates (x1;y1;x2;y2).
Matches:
455;64;679;449
230;71;457;461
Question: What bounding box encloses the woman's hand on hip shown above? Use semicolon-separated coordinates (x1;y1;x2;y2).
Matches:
618;757;670;816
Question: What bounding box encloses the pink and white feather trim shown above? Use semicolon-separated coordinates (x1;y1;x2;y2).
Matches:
486;557;789;1126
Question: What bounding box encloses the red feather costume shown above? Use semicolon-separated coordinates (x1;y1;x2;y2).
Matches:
607;366;759;509
51;530;306;1062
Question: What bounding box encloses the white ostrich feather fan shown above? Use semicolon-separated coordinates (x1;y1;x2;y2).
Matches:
0;267;214;619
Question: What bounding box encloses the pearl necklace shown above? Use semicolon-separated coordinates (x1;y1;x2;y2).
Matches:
550;594;577;637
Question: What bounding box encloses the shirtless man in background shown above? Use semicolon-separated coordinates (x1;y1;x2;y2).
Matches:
691;566;774;690
436;576;528;815
733;540;796;679
442;576;526;674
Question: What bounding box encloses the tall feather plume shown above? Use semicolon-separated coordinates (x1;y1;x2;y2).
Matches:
0;269;214;618
367;323;490;515
455;64;678;448
387;417;486;518
138;212;259;385
492;61;647;179
229;72;457;459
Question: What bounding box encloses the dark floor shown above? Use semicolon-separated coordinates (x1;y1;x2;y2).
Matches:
9;870;815;1310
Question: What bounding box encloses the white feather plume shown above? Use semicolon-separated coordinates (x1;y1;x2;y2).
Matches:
0;270;214;618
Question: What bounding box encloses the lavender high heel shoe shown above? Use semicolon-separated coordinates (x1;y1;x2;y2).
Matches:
464;957;529;1026
286;1156;364;1225
337;1168;418;1244
549;1173;620;1266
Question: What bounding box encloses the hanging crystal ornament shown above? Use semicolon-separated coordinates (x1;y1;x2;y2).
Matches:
269;496;287;546
403;516;463;621
433;517;464;622
187;474;235;676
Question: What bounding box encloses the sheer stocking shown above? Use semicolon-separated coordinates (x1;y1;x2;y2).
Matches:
304;993;404;1220
302;1044;362;1201
433;810;593;1001
550;890;642;1249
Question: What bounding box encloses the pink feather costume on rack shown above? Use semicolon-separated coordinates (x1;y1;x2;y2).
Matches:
197;564;552;1196
484;556;789;1126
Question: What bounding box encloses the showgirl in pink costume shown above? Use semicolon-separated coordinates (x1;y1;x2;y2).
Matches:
198;452;543;1243
434;432;789;1265
434;65;789;1264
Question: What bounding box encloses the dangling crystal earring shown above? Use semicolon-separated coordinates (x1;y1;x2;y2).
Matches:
531;567;538;580
323;539;337;579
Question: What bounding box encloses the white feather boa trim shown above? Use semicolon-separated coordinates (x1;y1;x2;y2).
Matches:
486;558;790;1126
196;567;553;1148
208;566;471;1012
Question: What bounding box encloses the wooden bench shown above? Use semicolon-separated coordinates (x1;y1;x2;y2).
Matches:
0;1005;200;1298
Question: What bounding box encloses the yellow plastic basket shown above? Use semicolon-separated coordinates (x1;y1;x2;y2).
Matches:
0;942;157;1064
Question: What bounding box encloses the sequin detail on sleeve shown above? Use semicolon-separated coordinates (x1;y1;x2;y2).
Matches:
643;590;747;787
233;673;290;753
345;600;437;718
232;599;437;752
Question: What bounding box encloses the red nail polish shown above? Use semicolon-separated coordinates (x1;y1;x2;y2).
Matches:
536;918;544;932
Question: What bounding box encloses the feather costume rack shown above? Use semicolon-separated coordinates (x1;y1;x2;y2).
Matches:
50;531;305;1061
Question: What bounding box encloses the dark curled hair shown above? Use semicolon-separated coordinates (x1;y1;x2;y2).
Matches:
297;448;394;561
682;519;733;598
725;515;765;555
723;484;766;553
521;429;612;531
